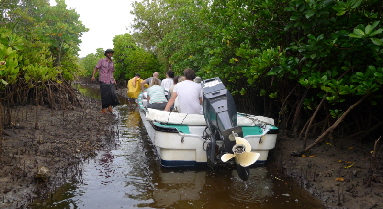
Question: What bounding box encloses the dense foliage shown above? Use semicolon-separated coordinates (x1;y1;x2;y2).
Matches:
130;0;383;149
112;33;160;80
0;0;88;109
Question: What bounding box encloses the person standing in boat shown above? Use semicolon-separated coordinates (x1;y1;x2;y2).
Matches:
164;68;202;114
161;70;174;99
146;78;168;110
127;73;145;106
91;48;120;113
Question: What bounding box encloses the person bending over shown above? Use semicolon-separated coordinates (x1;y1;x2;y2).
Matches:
127;73;144;106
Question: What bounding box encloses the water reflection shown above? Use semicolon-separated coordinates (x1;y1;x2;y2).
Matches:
147;167;273;209
31;84;324;209
74;83;101;99
150;169;206;208
99;151;115;183
124;110;141;134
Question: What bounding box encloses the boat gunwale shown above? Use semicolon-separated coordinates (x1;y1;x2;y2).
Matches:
139;100;279;136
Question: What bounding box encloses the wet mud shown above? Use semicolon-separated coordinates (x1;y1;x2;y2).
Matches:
0;89;118;208
270;136;383;209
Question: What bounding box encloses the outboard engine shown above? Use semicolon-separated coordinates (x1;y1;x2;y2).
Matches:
202;77;242;157
202;78;258;181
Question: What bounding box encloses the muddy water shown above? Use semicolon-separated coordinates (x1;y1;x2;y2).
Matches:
31;85;324;208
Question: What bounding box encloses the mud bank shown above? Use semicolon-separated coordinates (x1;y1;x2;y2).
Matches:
270;136;382;209
0;90;118;208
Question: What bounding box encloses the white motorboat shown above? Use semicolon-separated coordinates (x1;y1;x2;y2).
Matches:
138;77;278;180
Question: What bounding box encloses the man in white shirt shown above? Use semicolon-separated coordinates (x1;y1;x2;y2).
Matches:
164;68;202;114
161;70;174;99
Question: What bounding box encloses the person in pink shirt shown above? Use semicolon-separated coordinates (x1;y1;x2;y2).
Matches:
91;49;120;113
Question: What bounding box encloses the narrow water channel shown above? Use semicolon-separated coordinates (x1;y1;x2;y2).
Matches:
31;84;324;208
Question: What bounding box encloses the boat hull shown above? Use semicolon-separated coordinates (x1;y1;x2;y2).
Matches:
139;104;278;167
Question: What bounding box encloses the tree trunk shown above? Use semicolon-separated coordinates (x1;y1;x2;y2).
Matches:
302;93;328;149
303;94;369;153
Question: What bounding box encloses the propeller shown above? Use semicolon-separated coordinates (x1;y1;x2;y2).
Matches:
221;137;260;167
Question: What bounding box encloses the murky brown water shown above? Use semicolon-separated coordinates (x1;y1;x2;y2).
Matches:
31;84;324;208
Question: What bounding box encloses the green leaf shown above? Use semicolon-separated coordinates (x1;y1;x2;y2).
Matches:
337;10;347;16
371;38;383;46
351;0;362;8
269;92;277;98
268;66;283;75
333;4;346;12
284;7;295;12
13;45;24;50
1;79;8;85
260;89;266;96
353;29;365;37
307;34;315;40
305;10;315;19
290;15;299;21
365;24;372;35
333;3;347;15
349;33;363;38
371;21;380;31
370;28;383;37
240;88;246;95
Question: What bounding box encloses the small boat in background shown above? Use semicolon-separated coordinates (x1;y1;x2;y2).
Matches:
138;77;278;181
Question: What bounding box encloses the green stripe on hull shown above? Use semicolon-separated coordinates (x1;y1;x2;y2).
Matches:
154;122;191;134
154;123;277;136
154;122;279;136
242;126;264;136
242;125;278;136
